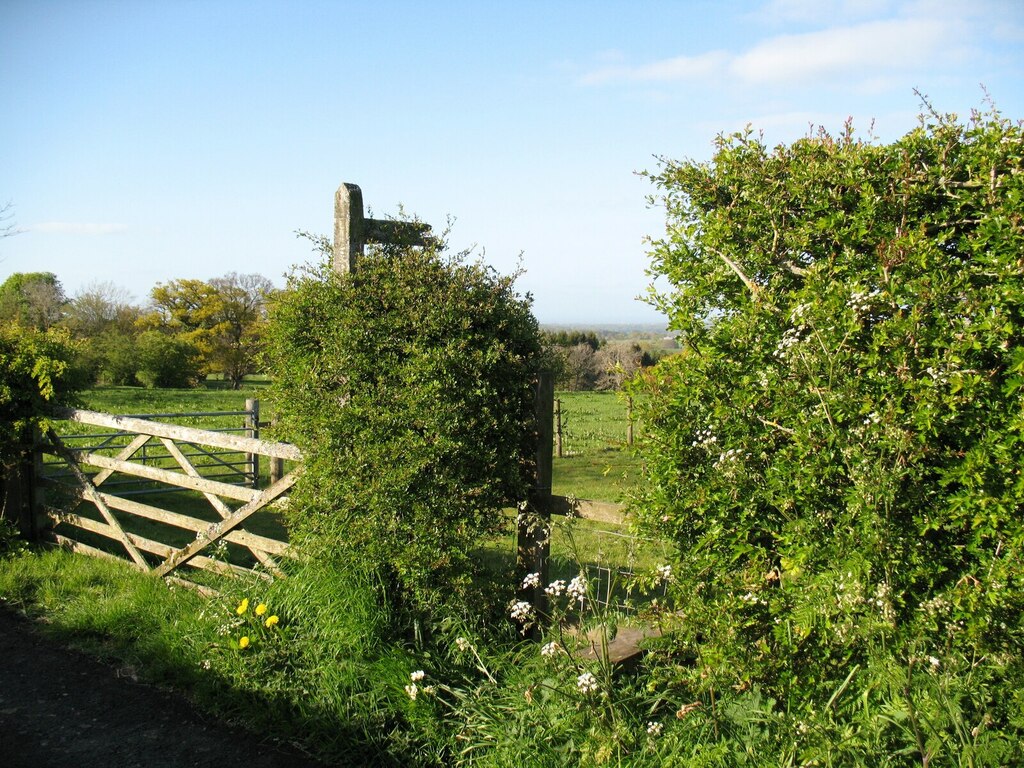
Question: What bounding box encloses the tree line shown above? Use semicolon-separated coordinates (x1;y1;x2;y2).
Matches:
0;271;274;389
541;329;670;391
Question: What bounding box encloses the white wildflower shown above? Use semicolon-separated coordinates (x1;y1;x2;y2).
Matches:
646;721;663;737
521;572;541;590
509;601;533;621
576;671;599;695
405;683;418;700
545;579;566;596
567;575;588;603
455;637;472;653
656;564;672;582
541;641;560;658
410;670;425;682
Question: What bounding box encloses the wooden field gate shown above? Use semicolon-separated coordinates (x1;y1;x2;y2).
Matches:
26;406;302;590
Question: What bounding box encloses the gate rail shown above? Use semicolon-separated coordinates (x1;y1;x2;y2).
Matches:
31;407;302;591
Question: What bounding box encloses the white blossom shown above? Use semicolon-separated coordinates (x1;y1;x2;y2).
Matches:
576;671;599;694
646;721;663;737
405;683;418;700
521;572;541;589
567;575;588;603
509;601;533;621
544;579;566;596
541;641;560;658
410;670;425;682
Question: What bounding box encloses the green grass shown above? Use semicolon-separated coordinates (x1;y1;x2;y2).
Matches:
552;391;644;502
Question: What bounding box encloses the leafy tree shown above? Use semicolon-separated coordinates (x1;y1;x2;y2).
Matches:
144;273;273;387
0;272;66;330
629;105;1024;760
64;281;139;338
135;330;202;388
0;323;82;528
267;236;543;628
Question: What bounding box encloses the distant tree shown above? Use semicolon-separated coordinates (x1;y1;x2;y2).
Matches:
143;273;274;387
65;281;139;337
0;272;66;330
595;341;647;390
135;331;202;388
207;272;275;388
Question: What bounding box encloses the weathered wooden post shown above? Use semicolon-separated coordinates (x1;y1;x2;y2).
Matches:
554;397;563;459
333;183;434;275
1;437;42;543
245;398;260;488
626;395;634;447
517;371;554;637
269;415;284;485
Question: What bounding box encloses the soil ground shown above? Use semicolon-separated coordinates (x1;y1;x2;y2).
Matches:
0;607;337;767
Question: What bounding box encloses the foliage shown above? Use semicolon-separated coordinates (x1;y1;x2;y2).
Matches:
134;329;203;388
628;104;1024;761
143;272;274;388
0;322;82;466
267;237;543;627
0;271;67;330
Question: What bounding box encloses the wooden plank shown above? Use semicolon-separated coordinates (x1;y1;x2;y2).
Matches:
46;430;150;568
45;494;290;557
91;433;152;487
154;469;301;577
63;452;258;503
160;438;234;518
550;496;627;525
51;511;271;581
54;408;303;461
159;436;282;576
49;534;146;570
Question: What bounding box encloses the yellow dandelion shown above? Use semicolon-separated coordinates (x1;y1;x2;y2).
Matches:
255;603;268;616
235;598;249;615
238;636;250;649
264;615;279;628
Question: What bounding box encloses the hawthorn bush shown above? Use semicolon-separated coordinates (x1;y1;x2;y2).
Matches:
267;237;542;630
629;105;1024;762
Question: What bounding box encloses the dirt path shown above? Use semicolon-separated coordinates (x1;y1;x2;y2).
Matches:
0;607;336;767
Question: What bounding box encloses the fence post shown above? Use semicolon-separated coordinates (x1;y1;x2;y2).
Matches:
626;395;634;447
269;415;284;485
31;428;45;538
554;398;563;459
245;399;260;489
1;441;40;543
518;370;554;638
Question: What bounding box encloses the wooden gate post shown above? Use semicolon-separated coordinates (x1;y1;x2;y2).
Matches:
2;437;42;543
269;415;284;485
554;398;563;459
245;399;260;488
518;370;554;637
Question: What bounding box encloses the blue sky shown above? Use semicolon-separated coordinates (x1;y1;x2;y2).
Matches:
2;0;1022;324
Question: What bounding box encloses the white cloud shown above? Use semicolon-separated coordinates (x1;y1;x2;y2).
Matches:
580;15;968;90
580;51;728;85
731;18;954;85
29;222;128;236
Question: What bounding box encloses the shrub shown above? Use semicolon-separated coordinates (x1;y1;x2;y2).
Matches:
267;237;543;629
0;322;82;466
135;330;202;388
628;104;1024;762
